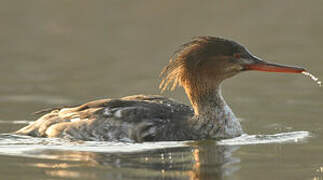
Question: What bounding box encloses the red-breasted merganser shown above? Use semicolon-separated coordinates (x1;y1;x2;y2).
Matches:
15;36;305;142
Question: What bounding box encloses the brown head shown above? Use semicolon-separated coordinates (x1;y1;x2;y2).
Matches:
160;36;305;111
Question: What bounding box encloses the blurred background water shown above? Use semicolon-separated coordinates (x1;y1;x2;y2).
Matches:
0;1;322;180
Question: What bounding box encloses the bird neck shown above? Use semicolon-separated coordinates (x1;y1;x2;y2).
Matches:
183;81;225;115
183;82;243;138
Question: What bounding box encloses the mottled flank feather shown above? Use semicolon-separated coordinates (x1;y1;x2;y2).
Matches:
16;95;194;142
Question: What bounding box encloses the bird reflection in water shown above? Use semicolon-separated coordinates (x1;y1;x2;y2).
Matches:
188;141;240;180
27;141;240;180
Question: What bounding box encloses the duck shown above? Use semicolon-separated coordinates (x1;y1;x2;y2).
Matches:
15;36;305;142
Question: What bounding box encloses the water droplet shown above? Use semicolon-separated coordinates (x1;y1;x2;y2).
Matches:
302;71;322;87
160;153;165;160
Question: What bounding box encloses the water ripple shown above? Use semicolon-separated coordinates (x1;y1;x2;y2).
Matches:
0;131;310;159
217;131;310;145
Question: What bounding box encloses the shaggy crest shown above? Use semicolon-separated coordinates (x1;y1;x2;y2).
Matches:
159;36;240;92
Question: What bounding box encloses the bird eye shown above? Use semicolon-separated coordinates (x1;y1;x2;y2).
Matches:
234;54;241;59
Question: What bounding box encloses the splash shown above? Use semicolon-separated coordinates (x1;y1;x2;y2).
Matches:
302;71;322;87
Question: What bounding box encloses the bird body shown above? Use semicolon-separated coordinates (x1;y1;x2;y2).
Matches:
16;36;304;142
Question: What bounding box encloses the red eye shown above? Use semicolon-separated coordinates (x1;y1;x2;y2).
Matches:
234;54;241;59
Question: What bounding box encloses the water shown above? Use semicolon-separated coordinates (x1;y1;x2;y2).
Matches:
0;131;312;180
1;1;323;180
0;131;309;158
